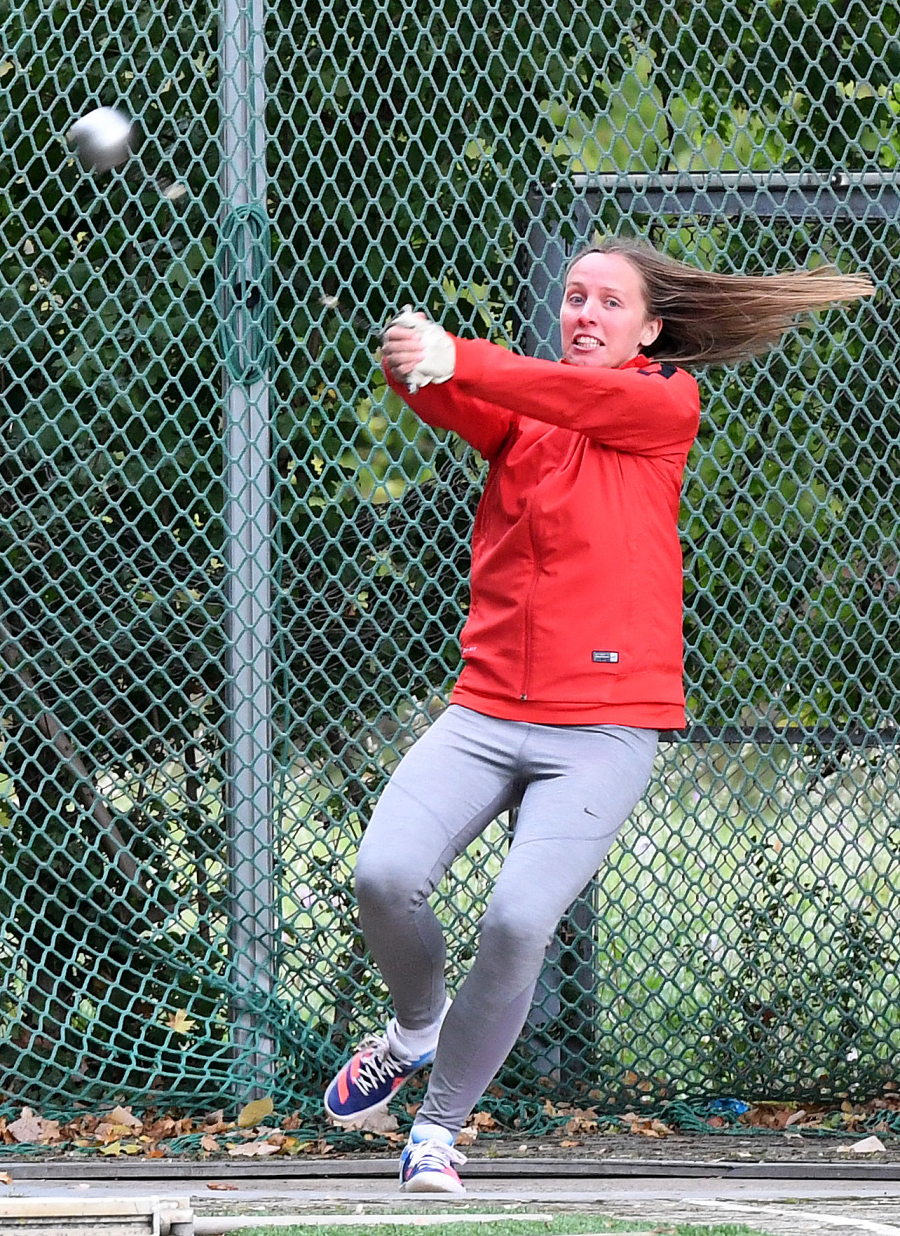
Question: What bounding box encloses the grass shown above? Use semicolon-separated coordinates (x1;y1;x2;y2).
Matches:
233;1217;779;1236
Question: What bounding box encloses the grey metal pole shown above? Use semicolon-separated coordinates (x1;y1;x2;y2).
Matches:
220;0;276;1097
519;194;598;1090
518;193;567;359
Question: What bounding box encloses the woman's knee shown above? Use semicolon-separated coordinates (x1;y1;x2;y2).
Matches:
354;846;429;920
478;898;556;964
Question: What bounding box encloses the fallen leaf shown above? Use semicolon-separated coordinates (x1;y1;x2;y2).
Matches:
106;1106;143;1130
470;1111;497;1130
201;1135;220;1152
784;1110;807;1127
166;1009;197;1033
838;1135;886;1155
625;1116;672;1139
100;1141;123;1156
8;1108;49;1144
10;1110;61;1146
203;1110;233;1132
227;1140;281;1157
237;1097;274;1129
455;1128;477;1147
348;1110;398;1135
560;1139;582;1148
95;1123;139;1144
840;1110;866;1128
207;1182;239;1191
0;1172;12;1186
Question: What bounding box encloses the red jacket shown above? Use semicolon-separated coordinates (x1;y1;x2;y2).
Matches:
387;338;701;729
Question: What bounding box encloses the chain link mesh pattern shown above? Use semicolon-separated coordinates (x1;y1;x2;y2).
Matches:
1;0;897;1118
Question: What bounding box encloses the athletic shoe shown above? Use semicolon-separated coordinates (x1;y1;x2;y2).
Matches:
400;1132;467;1194
323;1032;434;1125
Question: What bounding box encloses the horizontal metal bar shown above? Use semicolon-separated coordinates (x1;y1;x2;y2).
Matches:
560;171;900;219
661;726;899;747
571;170;897;192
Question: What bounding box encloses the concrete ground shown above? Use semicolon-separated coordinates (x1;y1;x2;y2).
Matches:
5;1159;900;1236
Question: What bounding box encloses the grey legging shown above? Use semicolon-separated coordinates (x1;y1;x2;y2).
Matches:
354;704;658;1135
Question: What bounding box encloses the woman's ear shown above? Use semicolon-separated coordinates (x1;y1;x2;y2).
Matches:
640;317;663;348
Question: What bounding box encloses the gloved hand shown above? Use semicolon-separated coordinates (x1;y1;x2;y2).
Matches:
385;307;456;394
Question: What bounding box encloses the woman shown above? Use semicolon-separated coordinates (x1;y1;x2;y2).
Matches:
322;237;873;1193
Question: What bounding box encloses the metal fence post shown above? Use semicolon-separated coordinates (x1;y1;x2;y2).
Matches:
220;0;276;1097
517;197;600;1086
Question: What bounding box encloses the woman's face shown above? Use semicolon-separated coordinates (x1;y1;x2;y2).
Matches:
560;252;662;369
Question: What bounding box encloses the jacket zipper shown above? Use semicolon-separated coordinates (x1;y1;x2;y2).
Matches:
519;438;582;700
520;496;542;700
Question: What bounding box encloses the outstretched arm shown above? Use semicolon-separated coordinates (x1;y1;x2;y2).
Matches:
382;317;699;458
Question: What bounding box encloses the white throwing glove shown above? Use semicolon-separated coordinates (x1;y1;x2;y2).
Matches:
390;307;456;394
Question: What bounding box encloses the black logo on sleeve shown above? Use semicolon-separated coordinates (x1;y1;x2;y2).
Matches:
592;651;619;664
638;362;677;379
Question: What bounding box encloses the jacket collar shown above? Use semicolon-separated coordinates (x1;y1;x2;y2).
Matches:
560;352;652;370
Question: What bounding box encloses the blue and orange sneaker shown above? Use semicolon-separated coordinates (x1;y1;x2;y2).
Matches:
323;1031;434;1126
400;1126;466;1194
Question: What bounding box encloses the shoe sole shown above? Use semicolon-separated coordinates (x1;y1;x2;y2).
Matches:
324;1094;391;1127
402;1173;466;1195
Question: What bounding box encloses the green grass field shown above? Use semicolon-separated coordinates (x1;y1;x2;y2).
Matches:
236;1216;777;1236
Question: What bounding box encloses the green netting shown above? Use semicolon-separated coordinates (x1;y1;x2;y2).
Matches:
1;0;898;1126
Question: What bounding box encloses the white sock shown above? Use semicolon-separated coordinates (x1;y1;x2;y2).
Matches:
410;1121;454;1146
387;997;451;1061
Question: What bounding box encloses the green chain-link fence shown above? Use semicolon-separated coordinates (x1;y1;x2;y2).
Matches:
1;0;898;1124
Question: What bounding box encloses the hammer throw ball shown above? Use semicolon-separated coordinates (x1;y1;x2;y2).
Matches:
68;106;134;173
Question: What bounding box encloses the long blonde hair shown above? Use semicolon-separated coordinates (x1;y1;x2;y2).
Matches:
567;237;875;366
